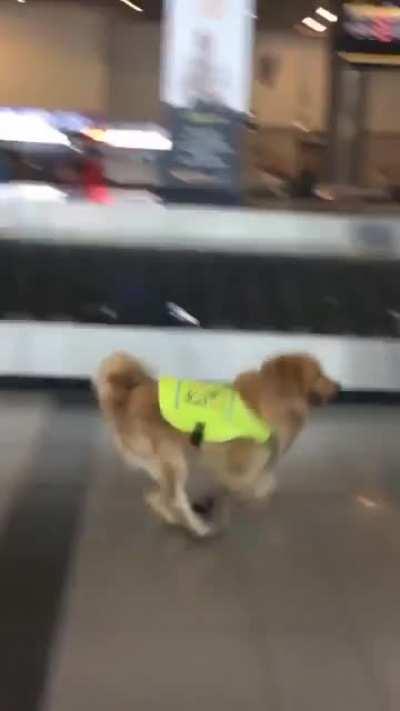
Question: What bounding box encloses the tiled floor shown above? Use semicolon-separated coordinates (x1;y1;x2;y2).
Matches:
1;395;400;711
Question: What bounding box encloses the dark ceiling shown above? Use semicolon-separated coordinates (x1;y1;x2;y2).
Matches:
138;0;316;27
64;0;321;29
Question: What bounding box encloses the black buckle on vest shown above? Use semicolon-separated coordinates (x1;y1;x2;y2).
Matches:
190;422;205;447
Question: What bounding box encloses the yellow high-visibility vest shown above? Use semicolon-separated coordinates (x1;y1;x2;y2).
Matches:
159;377;271;444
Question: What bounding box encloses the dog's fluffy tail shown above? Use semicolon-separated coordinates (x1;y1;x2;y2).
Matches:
95;351;151;417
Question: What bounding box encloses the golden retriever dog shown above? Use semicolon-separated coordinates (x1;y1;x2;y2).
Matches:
95;352;339;537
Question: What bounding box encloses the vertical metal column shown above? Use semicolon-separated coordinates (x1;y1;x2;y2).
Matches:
104;5;118;120
327;57;368;186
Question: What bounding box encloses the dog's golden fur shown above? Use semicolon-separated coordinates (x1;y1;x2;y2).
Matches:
95;352;339;537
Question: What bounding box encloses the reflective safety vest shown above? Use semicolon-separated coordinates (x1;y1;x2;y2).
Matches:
158;377;271;444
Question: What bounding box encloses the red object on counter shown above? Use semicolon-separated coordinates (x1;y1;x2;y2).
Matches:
82;157;111;204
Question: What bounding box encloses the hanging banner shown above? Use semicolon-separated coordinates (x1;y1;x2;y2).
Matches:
161;0;255;196
337;2;400;65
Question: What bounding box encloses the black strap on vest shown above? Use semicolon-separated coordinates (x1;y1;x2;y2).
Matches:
190;422;205;447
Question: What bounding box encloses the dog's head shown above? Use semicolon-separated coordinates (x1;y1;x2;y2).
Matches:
261;354;339;409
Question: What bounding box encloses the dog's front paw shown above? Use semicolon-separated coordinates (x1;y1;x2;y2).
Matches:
192;496;215;518
192;495;230;536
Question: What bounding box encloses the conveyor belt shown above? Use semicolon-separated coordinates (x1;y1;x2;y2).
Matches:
2;244;400;337
1;204;400;389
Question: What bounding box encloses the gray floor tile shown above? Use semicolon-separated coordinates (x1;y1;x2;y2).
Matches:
38;405;400;711
0;394;51;530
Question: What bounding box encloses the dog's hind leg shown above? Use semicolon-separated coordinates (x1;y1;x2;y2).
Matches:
173;480;215;537
146;486;179;526
146;450;214;537
252;471;277;500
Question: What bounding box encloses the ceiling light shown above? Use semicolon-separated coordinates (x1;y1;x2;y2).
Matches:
82;128;106;143
85;127;172;151
17;0;27;4
104;129;172;150
119;0;143;11
302;16;327;32
0;112;70;145
316;6;338;23
0;183;67;202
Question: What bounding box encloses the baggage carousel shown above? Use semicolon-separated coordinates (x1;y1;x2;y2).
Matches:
0;201;400;391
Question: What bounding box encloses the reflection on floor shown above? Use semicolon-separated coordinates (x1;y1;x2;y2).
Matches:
0;393;400;711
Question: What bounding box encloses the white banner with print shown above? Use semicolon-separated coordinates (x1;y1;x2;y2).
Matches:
161;0;255;195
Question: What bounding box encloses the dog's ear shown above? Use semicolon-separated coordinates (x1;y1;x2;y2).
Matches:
309;374;339;405
261;354;339;406
299;357;339;405
297;357;320;399
261;355;309;399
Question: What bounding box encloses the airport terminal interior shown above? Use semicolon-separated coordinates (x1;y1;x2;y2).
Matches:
1;1;400;710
